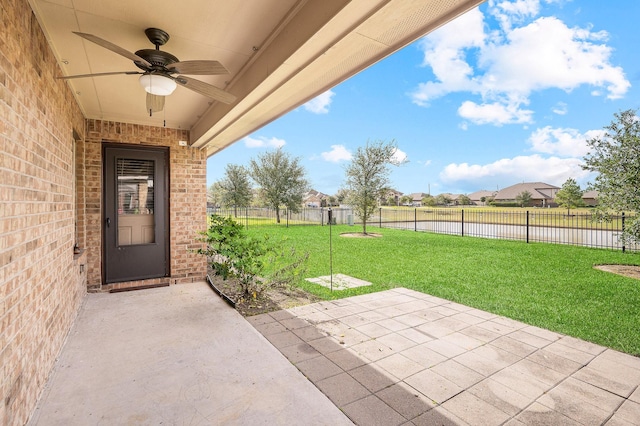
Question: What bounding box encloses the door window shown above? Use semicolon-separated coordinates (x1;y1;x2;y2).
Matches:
116;158;155;246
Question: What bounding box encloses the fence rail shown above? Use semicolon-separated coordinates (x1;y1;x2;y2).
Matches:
207;206;638;252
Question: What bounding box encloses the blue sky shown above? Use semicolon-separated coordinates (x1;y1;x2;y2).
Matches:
207;0;640;196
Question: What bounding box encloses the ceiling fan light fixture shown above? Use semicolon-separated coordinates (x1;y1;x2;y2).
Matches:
139;74;177;96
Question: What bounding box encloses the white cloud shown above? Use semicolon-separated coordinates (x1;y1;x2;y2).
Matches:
321;145;352;162
527;126;603;157
552;102;568;115
303;90;335;114
243;136;286;149
391;147;408;164
411;2;630;123
458;99;533;125
440;154;592;188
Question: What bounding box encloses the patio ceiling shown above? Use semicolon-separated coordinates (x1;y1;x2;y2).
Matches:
29;0;484;155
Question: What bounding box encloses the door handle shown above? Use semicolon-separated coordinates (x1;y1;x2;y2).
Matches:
106;217;111;227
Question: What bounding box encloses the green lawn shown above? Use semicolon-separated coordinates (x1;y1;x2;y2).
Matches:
247;225;640;355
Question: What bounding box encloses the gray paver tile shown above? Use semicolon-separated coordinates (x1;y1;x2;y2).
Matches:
342;394;406;426
454;344;520;376
358;309;391;322
375;305;407;318
376;332;417;352
376;318;411;332
630;386;640;403
295;355;343;382
608;400;640;425
543;340;596;365
411;308;445;322
340;314;374;328
264;330;304;349
547;377;624;413
396;328;434;345
507;329;555;348
556;335;606;356
401;344;448;368
252;320;287;336
325;348;368;371
468;378;536;416
459;324;501;343
465;308;498;320
431;359;484;388
431;305;460;317
349;364;398;392
376;382;436;420
606;416;637;426
374;353;426;380
514;402;581;425
244;312;276;326
537;389;612;425
302;310;334;323
352;339;397;362
356;322;393;339
307;336;344;355
441;392;511;426
315;372;371;406
450;312;487;326
332;327;370;347
490;366;552;400
279;316;310;330
405;369;464;404
489;336;537;358
521;325;562;342
440;332;483;351
269;310;296;321
395;313;430;327
476;319;519;335
509;358;566;387
599;349;640;372
278;342;322;364
424;338;467;358
315;319;348;337
396;300;434;314
292;325;326;342
412;406;470;426
322;306;362;319
526;348;582;375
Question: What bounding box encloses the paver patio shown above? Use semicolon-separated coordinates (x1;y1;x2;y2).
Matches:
248;287;640;426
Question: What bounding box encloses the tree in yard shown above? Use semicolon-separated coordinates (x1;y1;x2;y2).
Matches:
249;148;308;223
583;109;640;244
435;194;452;206
515;190;532;207
400;195;413;206
334;188;350;205
207;181;224;207
344;140;406;234
458;194;471;205
555;178;584;214
422;194;436;207
218;164;253;217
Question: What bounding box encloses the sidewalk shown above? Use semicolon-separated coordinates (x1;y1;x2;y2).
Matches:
249;287;640;425
28;282;352;425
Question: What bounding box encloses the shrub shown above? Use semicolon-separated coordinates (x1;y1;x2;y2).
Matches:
196;214;308;298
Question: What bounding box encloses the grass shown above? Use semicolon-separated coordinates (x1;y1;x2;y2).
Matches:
247;224;640;355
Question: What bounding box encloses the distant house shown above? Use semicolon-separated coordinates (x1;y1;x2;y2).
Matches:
582;190;599;207
493;182;560;207
411;192;429;206
381;189;403;206
304;189;329;207
468;190;497;206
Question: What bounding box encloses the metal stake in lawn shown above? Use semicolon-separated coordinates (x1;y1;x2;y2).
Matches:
328;208;333;291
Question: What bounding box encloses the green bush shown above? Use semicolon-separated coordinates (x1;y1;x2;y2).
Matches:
196;214;308;297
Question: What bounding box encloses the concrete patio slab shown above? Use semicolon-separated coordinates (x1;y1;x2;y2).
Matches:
28;282;352;425
250;287;640;426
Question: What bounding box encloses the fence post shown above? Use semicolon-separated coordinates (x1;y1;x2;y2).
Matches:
461;209;464;237
246;207;249;229
379;207;382;228
321;208;324;226
286;208;289;228
414;208;417;232
622;212;626;253
526;210;529;243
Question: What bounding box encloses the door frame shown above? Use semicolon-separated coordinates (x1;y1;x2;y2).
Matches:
102;143;170;284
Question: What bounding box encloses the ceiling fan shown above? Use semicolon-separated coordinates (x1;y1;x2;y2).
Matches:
59;28;236;114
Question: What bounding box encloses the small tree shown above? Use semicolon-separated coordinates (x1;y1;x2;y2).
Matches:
218;164;253;217
555;178;584;214
400;195;413;206
435;194;452;206
334;188;350;205
458;194;471;205
344;140;405;234
583;109;640;244
515;190;532;207
249;148;308;223
207;181;224;207
422;194;436;207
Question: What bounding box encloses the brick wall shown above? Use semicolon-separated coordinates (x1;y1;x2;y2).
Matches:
0;1;87;424
84;120;207;291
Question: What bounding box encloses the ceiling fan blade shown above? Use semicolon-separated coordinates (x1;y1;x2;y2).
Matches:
73;32;152;67
146;93;165;114
167;60;228;75
57;71;142;80
175;76;237;104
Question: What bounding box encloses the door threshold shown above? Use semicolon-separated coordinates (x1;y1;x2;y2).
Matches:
109;282;170;293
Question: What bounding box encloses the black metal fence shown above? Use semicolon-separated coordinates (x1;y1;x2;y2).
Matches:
207;206;638;252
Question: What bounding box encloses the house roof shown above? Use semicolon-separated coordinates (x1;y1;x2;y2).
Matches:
30;0;483;155
411;192;429;200
494;182;560;201
468;190;497;200
582;190;599;199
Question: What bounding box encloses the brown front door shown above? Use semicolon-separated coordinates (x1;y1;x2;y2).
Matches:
104;145;169;283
